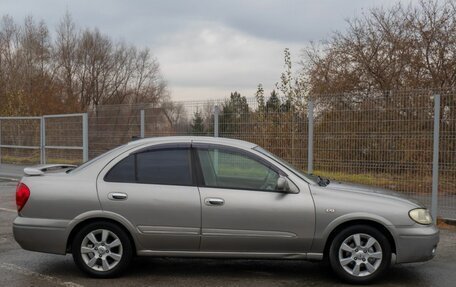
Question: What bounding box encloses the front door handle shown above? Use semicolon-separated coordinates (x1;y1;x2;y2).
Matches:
204;197;225;206
108;192;128;200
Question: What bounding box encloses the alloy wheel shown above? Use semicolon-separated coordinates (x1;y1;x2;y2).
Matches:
80;229;123;272
338;233;383;277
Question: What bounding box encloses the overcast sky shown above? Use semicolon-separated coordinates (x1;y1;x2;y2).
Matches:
1;0;410;100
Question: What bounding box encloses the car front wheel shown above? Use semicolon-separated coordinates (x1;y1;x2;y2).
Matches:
72;221;133;278
329;225;391;284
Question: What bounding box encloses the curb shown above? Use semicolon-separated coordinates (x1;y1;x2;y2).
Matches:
0;176;19;181
0;176;22;181
0;173;22;180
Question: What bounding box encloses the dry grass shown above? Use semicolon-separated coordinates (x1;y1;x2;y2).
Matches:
437;218;456;230
313;170;397;186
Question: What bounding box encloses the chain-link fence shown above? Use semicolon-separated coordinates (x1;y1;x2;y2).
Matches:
0;90;455;219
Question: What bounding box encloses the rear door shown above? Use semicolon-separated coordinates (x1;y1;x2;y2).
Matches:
194;144;315;253
97;143;201;251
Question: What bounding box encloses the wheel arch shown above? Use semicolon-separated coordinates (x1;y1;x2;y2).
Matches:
322;219;397;259
66;216;138;254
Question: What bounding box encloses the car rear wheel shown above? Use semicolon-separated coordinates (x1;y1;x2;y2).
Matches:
72;221;133;278
329;225;391;284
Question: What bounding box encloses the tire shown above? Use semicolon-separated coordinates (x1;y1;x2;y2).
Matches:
72;221;133;278
329;225;391;284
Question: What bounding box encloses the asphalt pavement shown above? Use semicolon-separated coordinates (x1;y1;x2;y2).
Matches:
1;178;456;287
0;163;25;179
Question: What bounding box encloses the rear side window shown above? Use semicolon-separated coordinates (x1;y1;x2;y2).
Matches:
136;149;192;185
104;154;135;183
104;148;192;186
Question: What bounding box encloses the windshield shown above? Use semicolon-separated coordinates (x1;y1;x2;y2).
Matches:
68;145;126;173
253;146;320;185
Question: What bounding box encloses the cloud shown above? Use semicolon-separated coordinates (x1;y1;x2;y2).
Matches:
1;0;413;101
154;21;303;100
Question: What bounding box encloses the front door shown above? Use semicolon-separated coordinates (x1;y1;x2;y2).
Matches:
195;145;315;253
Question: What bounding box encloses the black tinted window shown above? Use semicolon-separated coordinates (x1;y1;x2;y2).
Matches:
104;154;135;183
136;149;192;185
104;148;193;185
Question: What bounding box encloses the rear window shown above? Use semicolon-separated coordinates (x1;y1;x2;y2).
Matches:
104;148;192;186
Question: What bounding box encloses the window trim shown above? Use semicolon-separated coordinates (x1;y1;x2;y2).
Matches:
131;142;191;155
102;142;299;192
191;147;205;186
192;144;292;193
192;143;286;176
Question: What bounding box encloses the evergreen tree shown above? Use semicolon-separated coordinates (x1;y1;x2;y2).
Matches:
220;91;249;135
255;83;265;115
191;110;205;134
266;90;281;113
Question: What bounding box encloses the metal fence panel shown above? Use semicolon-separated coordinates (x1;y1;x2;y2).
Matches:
312;91;435;211
0;114;87;165
43;113;86;164
439;91;456;219
0;89;455;219
0;117;42;165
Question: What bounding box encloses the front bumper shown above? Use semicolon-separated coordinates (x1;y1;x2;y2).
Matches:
13;216;69;255
394;224;439;264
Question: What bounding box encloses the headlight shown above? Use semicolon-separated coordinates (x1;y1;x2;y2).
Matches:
409;208;432;225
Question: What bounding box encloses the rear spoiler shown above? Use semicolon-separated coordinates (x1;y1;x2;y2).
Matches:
23;164;78;176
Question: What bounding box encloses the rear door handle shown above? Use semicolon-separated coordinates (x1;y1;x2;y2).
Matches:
204;197;225;206
108;192;128;200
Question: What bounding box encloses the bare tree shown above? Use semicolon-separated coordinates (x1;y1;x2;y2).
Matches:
0;12;168;116
301;0;456;95
55;12;79;109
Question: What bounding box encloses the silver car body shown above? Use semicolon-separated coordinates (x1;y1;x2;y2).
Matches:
13;136;439;264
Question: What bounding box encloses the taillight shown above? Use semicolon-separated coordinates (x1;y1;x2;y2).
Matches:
16;183;30;212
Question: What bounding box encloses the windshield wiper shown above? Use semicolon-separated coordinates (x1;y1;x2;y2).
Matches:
317;175;330;187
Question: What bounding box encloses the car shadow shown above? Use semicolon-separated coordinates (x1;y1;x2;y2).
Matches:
33;255;433;287
123;257;427;286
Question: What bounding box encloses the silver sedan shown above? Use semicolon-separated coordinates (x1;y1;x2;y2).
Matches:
13;136;439;284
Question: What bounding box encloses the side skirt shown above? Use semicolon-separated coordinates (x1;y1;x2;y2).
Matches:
136;250;324;260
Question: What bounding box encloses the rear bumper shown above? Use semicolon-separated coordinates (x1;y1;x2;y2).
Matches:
13;216;69;255
394;225;439;264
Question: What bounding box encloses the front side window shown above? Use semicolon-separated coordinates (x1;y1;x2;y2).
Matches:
105;148;192;186
197;147;280;191
253;146;318;185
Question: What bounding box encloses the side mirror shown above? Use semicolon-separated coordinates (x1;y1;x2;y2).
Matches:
277;176;299;193
277;176;289;192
